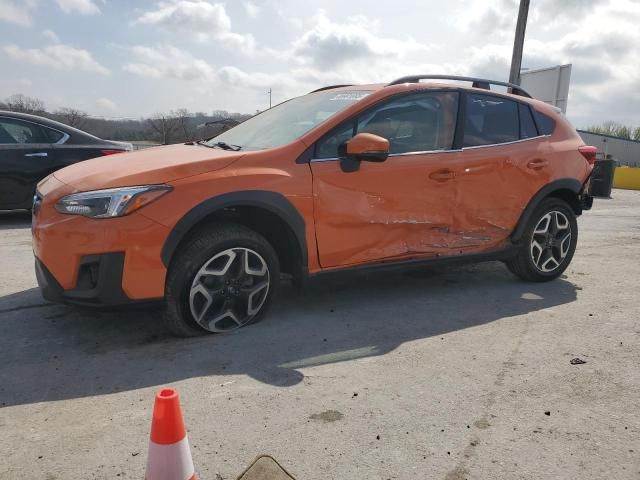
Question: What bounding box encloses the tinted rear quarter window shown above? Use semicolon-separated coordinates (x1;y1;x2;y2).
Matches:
533;110;555;135
463;94;519;147
518;103;538;139
41;126;65;143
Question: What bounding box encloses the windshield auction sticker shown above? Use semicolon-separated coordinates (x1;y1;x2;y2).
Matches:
329;92;370;101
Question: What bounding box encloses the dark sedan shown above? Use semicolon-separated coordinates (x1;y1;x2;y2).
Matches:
0;111;131;210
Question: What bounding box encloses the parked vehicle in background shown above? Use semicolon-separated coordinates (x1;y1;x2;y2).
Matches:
32;75;598;337
0;111;131;210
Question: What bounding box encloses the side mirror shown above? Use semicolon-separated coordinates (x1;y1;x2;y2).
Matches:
339;133;390;172
345;133;390;162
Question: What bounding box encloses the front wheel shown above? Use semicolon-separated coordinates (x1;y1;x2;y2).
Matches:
164;223;280;337
506;197;578;282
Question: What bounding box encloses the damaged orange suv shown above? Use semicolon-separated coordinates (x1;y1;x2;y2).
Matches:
33;75;598;336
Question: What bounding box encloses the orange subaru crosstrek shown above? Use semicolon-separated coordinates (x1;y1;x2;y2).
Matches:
32;75;598;336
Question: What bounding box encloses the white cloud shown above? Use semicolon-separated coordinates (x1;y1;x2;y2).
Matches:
217;66;302;91
96;97;116;110
123;45;215;81
3;44;110;75
292;11;429;69
244;1;260;18
136;0;230;32
56;0;101;15
452;0;640;127
1;2;634;125
0;0;37;26
43;30;61;43
135;1;255;52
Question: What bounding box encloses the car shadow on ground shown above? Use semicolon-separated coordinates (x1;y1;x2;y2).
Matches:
0;262;578;407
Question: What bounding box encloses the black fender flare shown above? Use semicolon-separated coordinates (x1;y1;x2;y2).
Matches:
510;178;583;243
160;190;307;269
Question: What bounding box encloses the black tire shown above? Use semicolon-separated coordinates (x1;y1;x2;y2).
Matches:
164;223;280;337
505;197;578;282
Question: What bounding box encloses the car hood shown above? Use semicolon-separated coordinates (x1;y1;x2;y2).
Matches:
53;143;244;191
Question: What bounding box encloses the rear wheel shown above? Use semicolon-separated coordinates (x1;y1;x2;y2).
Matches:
506;197;578;282
164;223;280;337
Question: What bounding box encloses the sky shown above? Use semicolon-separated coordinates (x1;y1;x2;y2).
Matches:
1;0;639;128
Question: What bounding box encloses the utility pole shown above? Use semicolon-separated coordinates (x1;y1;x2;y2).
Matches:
268;88;272;109
508;0;530;85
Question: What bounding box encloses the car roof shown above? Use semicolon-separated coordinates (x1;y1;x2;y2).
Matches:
0;110;102;141
320;81;523;95
316;80;555;114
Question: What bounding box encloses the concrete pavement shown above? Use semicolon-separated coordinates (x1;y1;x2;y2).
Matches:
0;190;638;479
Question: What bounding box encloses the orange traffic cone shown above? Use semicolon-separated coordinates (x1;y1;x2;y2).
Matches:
145;388;196;480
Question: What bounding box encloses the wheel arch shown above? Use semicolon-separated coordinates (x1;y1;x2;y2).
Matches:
161;190;307;279
511;178;582;243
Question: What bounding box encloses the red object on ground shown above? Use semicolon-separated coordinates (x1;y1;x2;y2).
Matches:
146;388;196;480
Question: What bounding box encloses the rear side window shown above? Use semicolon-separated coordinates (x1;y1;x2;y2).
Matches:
0;118;47;144
519;103;538;139
533;110;555;135
463;94;519;147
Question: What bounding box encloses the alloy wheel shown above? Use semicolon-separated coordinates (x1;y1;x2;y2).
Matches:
530;211;572;273
189;247;270;332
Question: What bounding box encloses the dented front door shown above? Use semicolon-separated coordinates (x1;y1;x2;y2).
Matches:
310;153;457;268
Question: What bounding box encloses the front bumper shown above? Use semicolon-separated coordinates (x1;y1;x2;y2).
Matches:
32;176;171;303
35;253;138;306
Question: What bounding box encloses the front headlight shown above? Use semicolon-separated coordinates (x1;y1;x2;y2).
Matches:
55;185;172;218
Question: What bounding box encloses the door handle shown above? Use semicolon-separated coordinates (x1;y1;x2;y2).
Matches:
527;159;548;170
24;152;48;157
429;169;456;181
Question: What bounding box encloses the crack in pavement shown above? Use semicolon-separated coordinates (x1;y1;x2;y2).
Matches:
444;316;531;479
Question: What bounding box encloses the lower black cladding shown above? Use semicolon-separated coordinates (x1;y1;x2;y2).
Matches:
35;252;161;307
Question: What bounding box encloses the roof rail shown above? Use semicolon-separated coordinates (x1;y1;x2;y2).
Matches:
386;75;532;98
308;84;353;94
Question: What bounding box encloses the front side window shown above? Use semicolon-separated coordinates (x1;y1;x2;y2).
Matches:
316;122;355;160
0;118;47;144
463;94;519;147
315;91;459;159
208;90;371;150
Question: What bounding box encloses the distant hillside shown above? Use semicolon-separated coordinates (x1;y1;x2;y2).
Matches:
1;93;253;144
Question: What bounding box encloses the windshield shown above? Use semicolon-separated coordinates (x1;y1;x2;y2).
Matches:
207;90;371;150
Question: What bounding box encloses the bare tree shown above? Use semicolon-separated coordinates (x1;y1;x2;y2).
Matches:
147;113;180;145
4;94;45;114
173;108;194;142
211;109;230;120
55;107;89;129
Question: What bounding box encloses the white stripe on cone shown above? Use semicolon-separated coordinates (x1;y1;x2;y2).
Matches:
146;435;195;480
